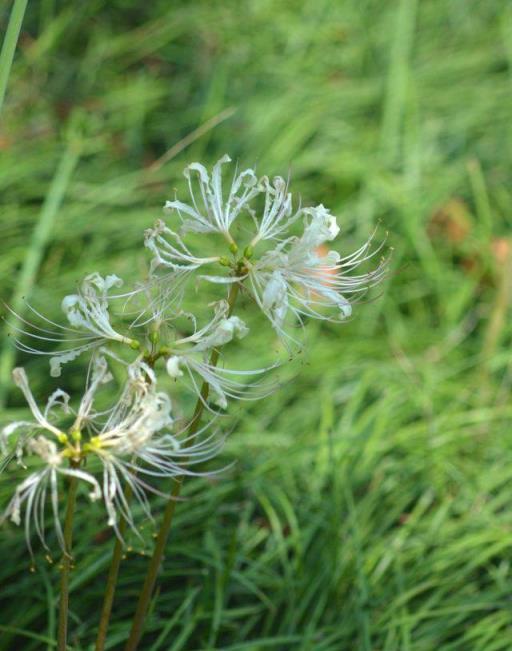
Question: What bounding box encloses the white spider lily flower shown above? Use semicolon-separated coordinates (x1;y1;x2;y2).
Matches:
247;206;388;338
162;301;253;409
0;359;111;469
49;273;137;376
249;176;301;247
0;359;109;553
170;300;249;352
164;154;259;242
88;385;173;532
86;368;222;536
164;311;274;411
1;358;223;547
1;435;100;555
7;274;139;378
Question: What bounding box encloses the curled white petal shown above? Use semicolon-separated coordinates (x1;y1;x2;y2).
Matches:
193;316;249;352
11;368;63;438
261;270;289;329
300;204;340;249
166;355;184;379
144;219;220;273
61;272;132;348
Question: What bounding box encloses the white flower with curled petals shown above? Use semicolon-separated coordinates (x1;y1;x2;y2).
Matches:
56;273;137;365
0;357;111;466
249;175;300;247
49;273;139;376
163;302;272;411
247;205;387;340
85;362;223;536
7;273;140;378
1;358;224;549
144;156;260;303
165;154;259;242
1;410;100;555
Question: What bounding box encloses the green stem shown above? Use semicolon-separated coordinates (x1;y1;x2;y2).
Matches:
0;0;28;117
57;472;79;651
124;281;240;651
94;344;181;647
94;483;133;651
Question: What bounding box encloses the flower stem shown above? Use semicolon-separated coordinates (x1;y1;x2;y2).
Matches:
124;281;240;651
94;483;133;651
57;471;79;651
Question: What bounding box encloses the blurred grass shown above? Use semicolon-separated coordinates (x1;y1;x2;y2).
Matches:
1;1;512;649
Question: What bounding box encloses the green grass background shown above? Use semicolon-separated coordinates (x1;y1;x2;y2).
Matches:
2;1;512;649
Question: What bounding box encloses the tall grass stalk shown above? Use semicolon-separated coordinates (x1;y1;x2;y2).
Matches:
0;0;28;117
0;139;81;407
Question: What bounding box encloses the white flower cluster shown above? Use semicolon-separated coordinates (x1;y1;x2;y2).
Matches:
2;155;388;554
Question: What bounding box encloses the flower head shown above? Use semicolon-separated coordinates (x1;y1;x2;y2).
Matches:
162;301;269;411
1;428;100;555
249;175;300;247
244;205;387;340
164;154;259;242
49;273;138;376
145;158;388;345
5;274;140;379
82;359;224;535
0;358;223;550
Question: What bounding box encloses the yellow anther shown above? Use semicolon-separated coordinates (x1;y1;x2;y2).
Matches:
219;256;231;267
229;241;239;254
57;432;68;444
129;339;141;350
83;436;102;454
